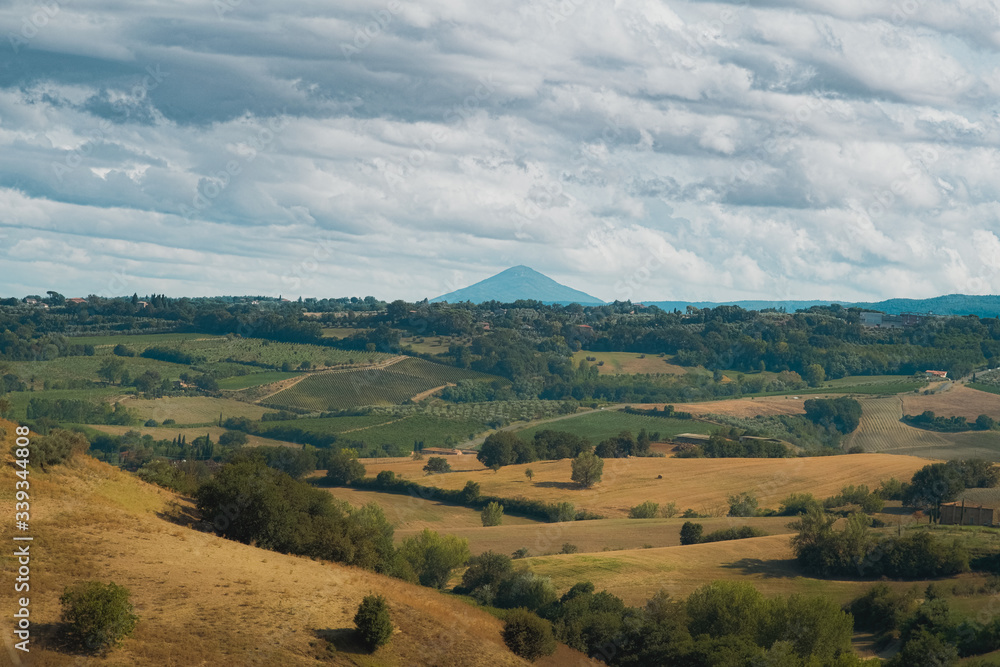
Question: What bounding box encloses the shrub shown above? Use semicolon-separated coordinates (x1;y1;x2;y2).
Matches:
28;429;89;471
570;451;603;488
423;456;451;474
144;419;158;427
680;521;703;545
778;493;823;516
353;594;393;652
661;501;679;518
727;492;758;517
502;609;557;661
550;501;576;523
376;470;396;486
398;529;471;589
482;501;504;527
560;543;578;554
461;480;481;503
461;551;513;594
628;501;660;519
701;526;767;543
512;548;529;559
496;571;558;611
60;581;138;652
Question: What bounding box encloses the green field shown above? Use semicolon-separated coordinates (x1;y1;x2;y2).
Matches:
515;410;716;442
118;396;272;425
217;371;303;390
263;413;489;450
264;358;497;411
67;332;220;346
7;355;193;389
3;387;125;420
969;383;1000;396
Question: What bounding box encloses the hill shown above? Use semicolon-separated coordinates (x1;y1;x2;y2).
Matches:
0;421;535;666
645;294;1000;317
430;266;604;305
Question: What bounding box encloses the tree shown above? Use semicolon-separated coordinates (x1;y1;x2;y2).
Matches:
460;551;513;595
502;609;556;661
904;462;964;518
325;449;366;486
481;501;504;527
353;594;393;652
97;357;127;385
680;521;703;545
398;529;471;589
804;363;826;387
423;456;451;474
525;468;534;481
478;431;520;469
571;451;603;488
60;581;138;652
461;480;480;503
629;501;660;519
727;492;758;517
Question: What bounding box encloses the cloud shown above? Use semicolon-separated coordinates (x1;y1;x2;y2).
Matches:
0;0;999;302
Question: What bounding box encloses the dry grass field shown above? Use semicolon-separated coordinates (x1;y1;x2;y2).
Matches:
351;454;935;518
324;486;541;532
0;420;547;667
902;384;1000;420
119;396;272;424
631;396;812;418
397;516;797;557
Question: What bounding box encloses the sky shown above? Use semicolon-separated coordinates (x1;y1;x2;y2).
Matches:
1;0;1000;303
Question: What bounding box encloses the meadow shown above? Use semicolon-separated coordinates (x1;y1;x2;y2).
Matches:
117;396;272;425
571;350;691;375
267;413;490;450
514;409;716;442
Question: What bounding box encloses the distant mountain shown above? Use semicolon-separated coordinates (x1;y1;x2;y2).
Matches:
431;266;605;305
644;294;1000;318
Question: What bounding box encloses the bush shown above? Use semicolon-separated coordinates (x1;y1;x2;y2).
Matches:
353;594;393;652
326;449;365;486
144;419;158;427
560;543;578;554
727;492;758;517
460;551;513;595
701;526;767;543
570;451;603;488
461;480;481;503
778;493;823;516
27;429;89;471
60;581;138;652
481;501;504;527
376;470;396;486
628;501;660;519
680;521;704;545
502;609;556;661
512;548;529;559
398;529;471;589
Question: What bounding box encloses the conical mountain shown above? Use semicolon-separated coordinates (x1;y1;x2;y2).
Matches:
431;265;604;305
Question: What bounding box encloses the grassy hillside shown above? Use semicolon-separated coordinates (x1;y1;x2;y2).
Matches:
514;410;715;442
0;420;533;666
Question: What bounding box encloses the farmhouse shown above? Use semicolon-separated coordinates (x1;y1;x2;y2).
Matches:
924;370;948;380
940;500;997;527
66;297;88;305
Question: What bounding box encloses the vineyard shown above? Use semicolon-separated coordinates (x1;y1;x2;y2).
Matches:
845;397;951;452
262;358;498;411
370;399;570;424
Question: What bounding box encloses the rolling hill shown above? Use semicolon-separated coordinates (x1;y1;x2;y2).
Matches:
431;266;604;305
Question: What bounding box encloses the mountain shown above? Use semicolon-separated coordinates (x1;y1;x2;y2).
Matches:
431;265;605;305
645;294;1000;318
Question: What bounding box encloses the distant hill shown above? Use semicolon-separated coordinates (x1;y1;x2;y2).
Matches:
645;294;1000;318
432;265;605;305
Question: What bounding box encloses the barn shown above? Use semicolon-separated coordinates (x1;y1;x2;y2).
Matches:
939;500;996;527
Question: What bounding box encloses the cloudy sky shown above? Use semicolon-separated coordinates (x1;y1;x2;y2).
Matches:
1;0;1000;303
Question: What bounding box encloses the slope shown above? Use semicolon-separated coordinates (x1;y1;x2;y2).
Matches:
0;421;530;667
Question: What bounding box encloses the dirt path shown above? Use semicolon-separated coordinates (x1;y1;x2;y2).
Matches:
255;355;408;402
410;383;454;403
338;414;412;434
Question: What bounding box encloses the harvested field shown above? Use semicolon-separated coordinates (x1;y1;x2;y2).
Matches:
324;486;541;531
632;396;812;418
119;396;271;424
844;397;949;452
903;383;1000;420
397;516;796;557
351;454;934;518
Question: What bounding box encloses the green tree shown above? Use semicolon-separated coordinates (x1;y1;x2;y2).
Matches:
502;609;556;661
525;468;534;481
353;594;393;652
680;521;703;545
478;431;520;469
571;451;603;488
461;480;481;503
804;363;826;387
398;529;471;589
326;449;365;486
423;456;451;474
97;357;127;385
481;501;504;527
629;501;660;519
60;581;138;652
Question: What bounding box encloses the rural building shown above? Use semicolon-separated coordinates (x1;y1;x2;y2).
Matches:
674;433;711;445
924;370;948;380
66;297;87;305
940;501;996;526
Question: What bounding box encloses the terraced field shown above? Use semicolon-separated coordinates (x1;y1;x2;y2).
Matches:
264;357;498;411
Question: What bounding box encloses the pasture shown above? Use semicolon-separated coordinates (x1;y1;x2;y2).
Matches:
355;453;934;518
273;413;489;451
118;396;272;424
514;409;716;443
571;350;690;375
216;371;303;390
632;396;812;418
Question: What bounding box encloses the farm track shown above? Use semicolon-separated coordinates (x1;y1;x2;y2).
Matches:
410;383;454;403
